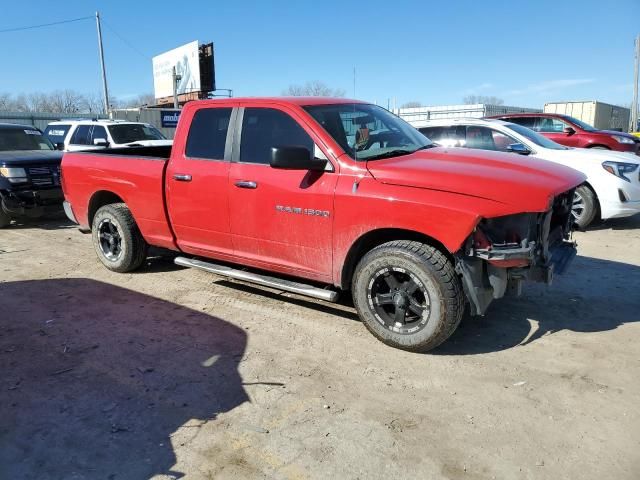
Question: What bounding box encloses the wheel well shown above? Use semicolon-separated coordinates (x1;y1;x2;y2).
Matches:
578;181;601;217
340;228;452;289
87;191;125;229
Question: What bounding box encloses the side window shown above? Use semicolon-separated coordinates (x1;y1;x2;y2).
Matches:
70;125;91;145
44;124;71;145
185;107;232;160
240;108;313;165
420;126;461;147
490;129;518;152
91;126;108;143
536;117;566;133
464;126;498;150
507;117;536;129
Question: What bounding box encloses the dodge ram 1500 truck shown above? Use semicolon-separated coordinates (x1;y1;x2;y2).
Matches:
61;97;585;352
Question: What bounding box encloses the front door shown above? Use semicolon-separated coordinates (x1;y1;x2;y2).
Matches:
166;106;235;257
537;116;581;147
228;106;337;280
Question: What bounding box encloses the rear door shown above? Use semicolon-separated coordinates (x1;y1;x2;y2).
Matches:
227;106;337;280
165;106;235;257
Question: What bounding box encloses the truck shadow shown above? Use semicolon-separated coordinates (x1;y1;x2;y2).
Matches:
434;255;640;355
0;278;249;480
7;214;74;230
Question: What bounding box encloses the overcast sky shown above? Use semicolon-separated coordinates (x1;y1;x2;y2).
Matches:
0;0;638;108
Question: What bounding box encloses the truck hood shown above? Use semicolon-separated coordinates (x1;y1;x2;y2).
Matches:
0;149;63;167
366;147;585;212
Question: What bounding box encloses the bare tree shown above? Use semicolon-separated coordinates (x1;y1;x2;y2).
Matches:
283;81;345;97
0;93;15;110
80;92;106;114
48;90;85;113
400;101;423;108
463;95;504;105
0;91;157;114
120;93;156;108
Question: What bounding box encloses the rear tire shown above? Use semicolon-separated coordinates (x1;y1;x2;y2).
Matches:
0;207;11;228
572;185;598;229
92;203;147;272
352;240;464;352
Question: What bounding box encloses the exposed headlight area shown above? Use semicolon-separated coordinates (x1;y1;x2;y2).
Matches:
0;167;28;184
602;161;639;183
610;135;636;145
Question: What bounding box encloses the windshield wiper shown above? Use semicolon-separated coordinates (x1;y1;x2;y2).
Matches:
364;145;435;161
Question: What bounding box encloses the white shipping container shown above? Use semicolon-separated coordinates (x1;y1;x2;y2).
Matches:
544;101;630;131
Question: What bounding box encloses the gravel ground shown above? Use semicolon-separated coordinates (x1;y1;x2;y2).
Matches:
1;214;639;480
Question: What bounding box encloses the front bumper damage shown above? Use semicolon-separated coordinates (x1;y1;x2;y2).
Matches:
456;189;577;316
0;187;64;217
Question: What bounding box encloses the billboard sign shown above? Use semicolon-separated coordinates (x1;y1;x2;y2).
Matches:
160;110;182;128
152;41;201;99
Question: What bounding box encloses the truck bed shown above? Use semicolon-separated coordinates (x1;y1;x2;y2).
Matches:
61;149;176;249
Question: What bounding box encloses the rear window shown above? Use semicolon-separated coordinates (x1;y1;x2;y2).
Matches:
108;124;166;144
0;127;54;151
44;124;71;145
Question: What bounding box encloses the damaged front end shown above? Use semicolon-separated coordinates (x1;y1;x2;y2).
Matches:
456;189;577;316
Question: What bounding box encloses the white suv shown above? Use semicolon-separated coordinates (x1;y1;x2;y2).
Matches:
415;118;640;228
44;119;172;152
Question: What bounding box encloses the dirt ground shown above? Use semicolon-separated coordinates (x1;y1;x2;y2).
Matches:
1;214;639;480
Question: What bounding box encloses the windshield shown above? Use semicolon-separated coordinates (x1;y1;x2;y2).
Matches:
504;123;568;150
562;115;597;132
108;124;166;144
303;103;433;160
0;127;55;151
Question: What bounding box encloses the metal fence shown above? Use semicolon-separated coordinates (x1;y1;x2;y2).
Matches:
0;111;108;132
395;104;542;124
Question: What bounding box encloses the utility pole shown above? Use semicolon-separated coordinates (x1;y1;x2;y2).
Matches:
632;35;639;132
95;12;110;115
172;66;181;108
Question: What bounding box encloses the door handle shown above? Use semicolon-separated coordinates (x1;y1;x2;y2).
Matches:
234;180;257;189
173;174;192;182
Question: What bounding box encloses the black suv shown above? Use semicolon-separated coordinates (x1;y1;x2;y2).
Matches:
0;123;64;228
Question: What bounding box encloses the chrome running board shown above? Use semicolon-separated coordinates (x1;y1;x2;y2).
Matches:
174;256;339;302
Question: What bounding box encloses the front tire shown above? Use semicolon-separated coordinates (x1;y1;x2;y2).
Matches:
572;185;598;229
0;207;11;228
92;203;147;272
352;240;464;352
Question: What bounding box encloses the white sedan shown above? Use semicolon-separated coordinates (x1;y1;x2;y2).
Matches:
415;118;640;228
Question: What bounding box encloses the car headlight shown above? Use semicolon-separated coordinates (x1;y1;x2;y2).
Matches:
611;135;635;145
602;161;639;182
0;167;28;184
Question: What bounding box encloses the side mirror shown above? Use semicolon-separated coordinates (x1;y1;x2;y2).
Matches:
270;146;327;171
563;126;576;135
506;143;531;155
93;138;109;147
55;142;65;151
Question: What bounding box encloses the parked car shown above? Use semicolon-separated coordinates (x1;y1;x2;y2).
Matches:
487;113;640;154
0;123;63;228
417;118;640;228
61;97;584;352
44;120;172;152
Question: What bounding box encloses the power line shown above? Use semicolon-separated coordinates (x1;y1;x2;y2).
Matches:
102;19;150;60
0;15;93;34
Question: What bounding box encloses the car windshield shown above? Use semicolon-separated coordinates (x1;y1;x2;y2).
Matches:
0;127;55;151
504;123;568;150
561;115;597;132
108;124;166;144
303;103;433;160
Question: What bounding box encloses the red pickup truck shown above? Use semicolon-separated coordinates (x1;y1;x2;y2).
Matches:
61;97;584;352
